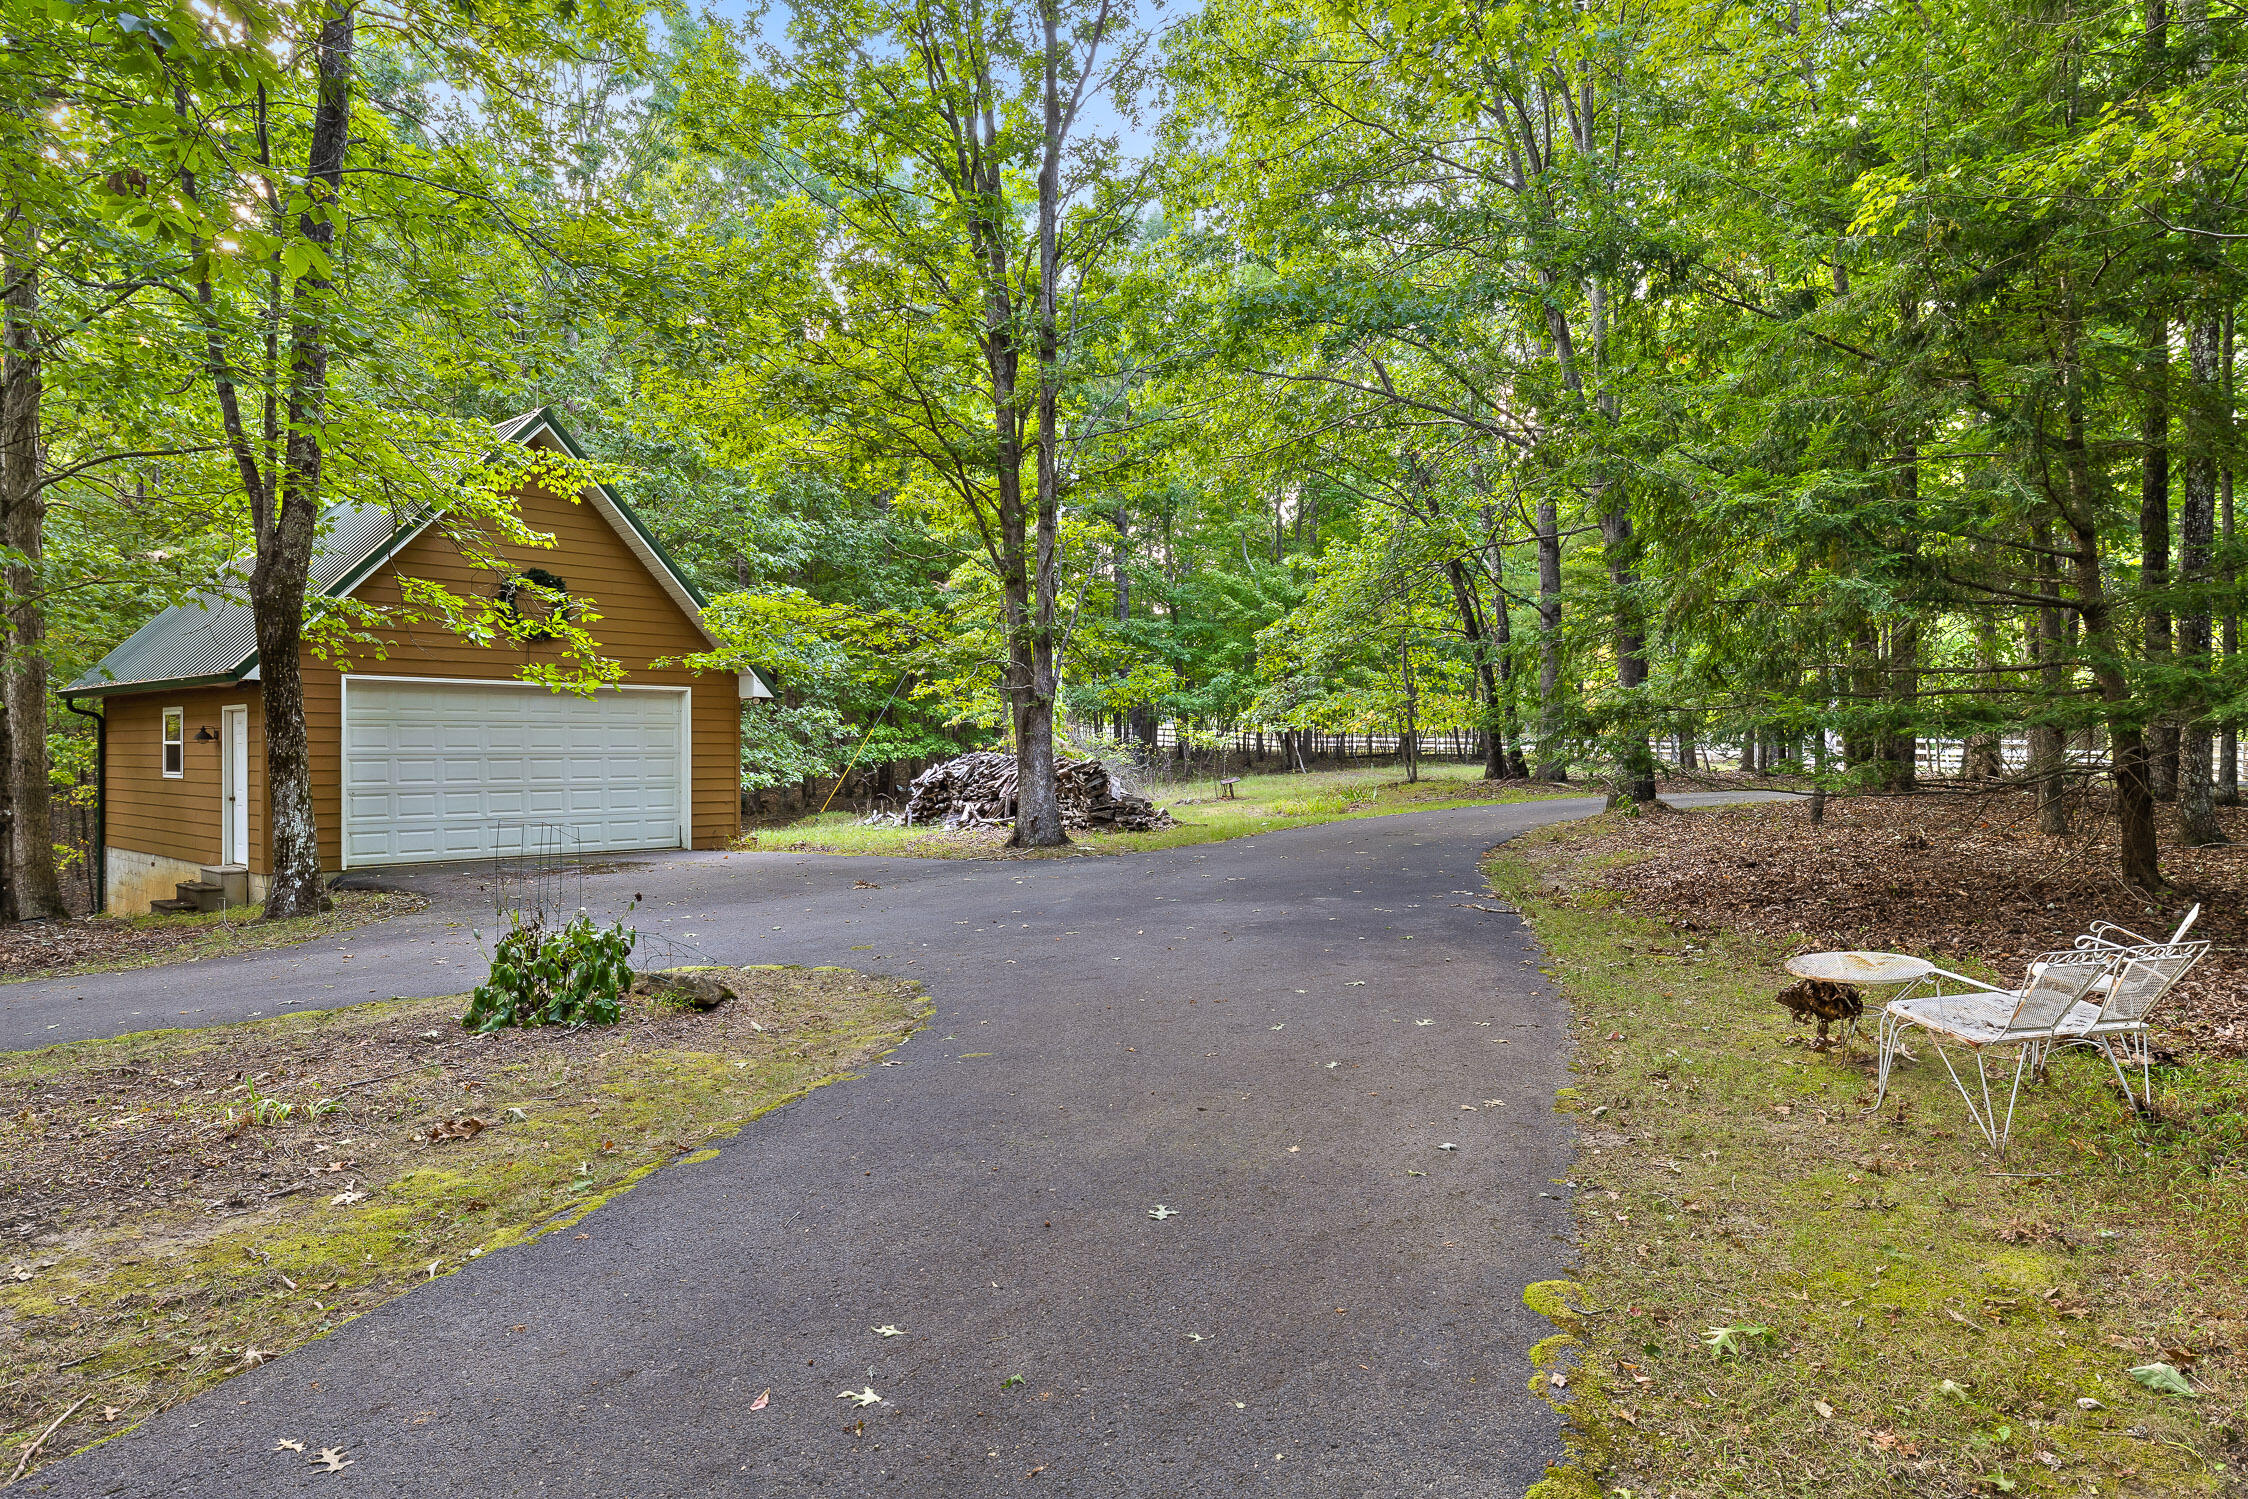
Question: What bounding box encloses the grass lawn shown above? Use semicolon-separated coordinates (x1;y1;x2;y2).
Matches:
0;890;426;986
0;965;925;1481
743;762;1578;858
1494;812;2245;1499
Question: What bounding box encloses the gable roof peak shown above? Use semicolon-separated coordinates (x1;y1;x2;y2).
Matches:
66;410;716;697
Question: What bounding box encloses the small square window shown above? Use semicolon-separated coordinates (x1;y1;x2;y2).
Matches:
162;708;184;778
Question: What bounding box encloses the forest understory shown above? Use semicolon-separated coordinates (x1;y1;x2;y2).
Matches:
1496;803;2248;1499
1581;793;2246;1058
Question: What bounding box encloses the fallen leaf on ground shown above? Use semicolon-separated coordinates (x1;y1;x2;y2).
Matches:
750;1389;770;1411
1704;1324;1774;1357
2130;1363;2197;1397
274;1439;305;1452
310;1449;352;1472
838;1387;883;1407
427;1118;484;1142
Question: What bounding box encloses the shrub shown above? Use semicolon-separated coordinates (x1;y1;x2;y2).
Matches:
463;912;637;1032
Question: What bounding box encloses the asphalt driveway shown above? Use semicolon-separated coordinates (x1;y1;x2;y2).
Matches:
20;792;1772;1497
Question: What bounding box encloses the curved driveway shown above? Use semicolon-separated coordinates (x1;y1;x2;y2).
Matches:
24;792;1766;1498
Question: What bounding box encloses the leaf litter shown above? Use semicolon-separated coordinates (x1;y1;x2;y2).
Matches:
0;966;924;1479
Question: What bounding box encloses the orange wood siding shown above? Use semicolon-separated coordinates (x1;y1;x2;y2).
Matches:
104;686;265;869
312;474;738;860
103;468;739;875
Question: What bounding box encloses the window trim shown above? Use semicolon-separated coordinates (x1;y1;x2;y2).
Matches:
161;706;185;779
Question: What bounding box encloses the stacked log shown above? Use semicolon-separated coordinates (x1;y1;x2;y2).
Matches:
898;752;1173;832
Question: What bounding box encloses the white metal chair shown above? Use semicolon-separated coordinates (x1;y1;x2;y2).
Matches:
2045;940;2210;1110
1868;951;2115;1150
2019;904;2199;1012
2078;904;2200;955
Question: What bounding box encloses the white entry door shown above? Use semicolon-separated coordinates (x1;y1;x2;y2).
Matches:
220;704;249;866
341;677;688;867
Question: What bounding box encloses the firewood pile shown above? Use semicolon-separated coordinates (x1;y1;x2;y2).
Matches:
890;751;1173;832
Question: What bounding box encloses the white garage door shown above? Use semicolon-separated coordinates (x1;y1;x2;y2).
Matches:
342;678;687;866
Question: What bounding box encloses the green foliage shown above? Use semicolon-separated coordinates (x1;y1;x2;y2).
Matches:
463;914;638;1032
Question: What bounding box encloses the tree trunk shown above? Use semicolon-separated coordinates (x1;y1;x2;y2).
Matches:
2143;311;2179;803
2177;315;2226;843
1534;497;1565;780
1961;615;2004;778
0;231;62;921
1601;499;1655;803
2223;310;2239;806
1492;585;1526;777
1882;620;1919;791
1809;672;1830;824
2029;519;2070;833
2059;315;2159;887
1444;557;1506;780
1843;620;1876;767
250;7;354;919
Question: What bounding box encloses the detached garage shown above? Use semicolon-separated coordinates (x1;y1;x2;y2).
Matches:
64;409;770;912
340;678;691;866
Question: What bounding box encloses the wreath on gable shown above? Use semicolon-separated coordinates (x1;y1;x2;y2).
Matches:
498;566;575;641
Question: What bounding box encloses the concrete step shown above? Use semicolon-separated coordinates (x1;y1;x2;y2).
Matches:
200;865;250;906
174;881;226;913
148;898;199;915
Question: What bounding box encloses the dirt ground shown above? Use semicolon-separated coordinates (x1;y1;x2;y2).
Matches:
0;891;424;985
1576;790;2247;1056
0;964;924;1474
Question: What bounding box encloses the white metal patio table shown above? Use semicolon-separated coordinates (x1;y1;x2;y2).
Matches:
1783;950;1935;1050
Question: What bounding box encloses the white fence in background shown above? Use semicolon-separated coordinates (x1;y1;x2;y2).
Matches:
1085;722;2119;775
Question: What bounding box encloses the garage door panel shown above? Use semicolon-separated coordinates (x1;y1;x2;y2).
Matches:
344;680;684;866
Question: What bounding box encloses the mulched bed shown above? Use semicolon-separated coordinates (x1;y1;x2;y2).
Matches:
0;891;424;984
1572;790;2248;1057
0;965;922;1475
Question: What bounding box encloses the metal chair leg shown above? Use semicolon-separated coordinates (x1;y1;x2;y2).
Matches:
2100;1038;2144;1112
1931;1040;1999;1148
1868;1011;1900;1114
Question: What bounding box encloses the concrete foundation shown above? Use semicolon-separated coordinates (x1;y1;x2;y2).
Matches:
104;847;271;914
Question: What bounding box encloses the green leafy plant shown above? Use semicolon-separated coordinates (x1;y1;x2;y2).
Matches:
462;913;637;1033
226;1078;295;1131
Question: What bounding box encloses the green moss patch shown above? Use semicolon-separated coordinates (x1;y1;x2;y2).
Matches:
1492;813;2244;1498
0;965;925;1479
